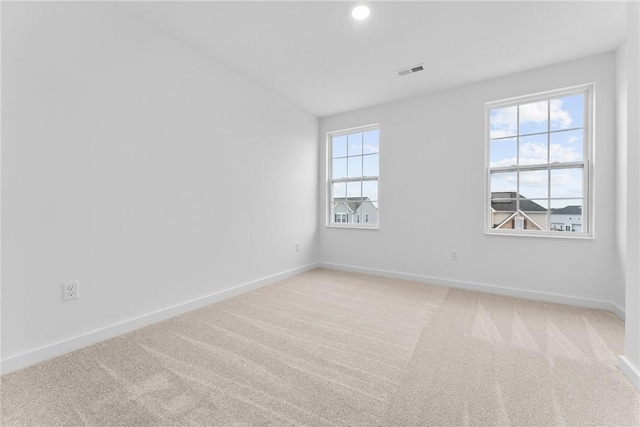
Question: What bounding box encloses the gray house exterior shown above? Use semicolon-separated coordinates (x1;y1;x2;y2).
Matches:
333;197;378;224
550;205;582;232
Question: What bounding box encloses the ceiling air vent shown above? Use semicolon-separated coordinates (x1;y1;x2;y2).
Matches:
397;64;424;76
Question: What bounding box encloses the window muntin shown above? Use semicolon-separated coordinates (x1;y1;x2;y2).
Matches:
328;125;379;227
487;86;591;236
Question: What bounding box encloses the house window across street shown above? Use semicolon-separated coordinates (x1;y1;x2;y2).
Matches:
334;213;347;223
486;85;592;237
328;125;379;228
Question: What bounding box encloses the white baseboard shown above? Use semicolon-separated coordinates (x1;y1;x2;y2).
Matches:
3;261;626;376
320;262;626;319
618;355;640;390
1;263;320;375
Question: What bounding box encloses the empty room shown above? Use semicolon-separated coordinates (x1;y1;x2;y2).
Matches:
2;1;640;425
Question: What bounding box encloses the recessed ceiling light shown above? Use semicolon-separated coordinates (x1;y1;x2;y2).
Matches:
351;4;370;20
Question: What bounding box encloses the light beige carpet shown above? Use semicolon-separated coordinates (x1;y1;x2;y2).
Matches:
2;268;639;426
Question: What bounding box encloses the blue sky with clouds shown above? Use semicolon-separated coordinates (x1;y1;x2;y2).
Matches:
489;94;585;202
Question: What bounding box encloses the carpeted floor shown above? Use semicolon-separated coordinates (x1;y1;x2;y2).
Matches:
2;268;639;426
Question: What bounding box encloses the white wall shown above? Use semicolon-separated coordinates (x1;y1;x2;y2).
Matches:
615;38;628;317
1;3;319;369
617;0;640;389
320;53;620;311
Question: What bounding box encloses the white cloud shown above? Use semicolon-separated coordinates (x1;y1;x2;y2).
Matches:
490;171;517;193
490;157;518;168
363;144;379;154
349;144;362;155
550;144;581;163
519;170;547;186
490;99;574;139
492;168;582;199
551;170;582;197
519;101;548;124
346;185;361;197
518;141;547;165
550;99;573;128
551;172;577;186
490;106;517;139
520;100;573;129
490;141;581;167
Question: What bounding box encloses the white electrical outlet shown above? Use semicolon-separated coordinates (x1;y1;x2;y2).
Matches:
62;281;79;301
296;242;301;252
450;249;458;261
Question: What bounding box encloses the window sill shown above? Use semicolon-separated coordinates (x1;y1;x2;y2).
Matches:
484;229;593;239
326;224;379;230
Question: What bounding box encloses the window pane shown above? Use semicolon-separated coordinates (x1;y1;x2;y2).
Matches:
346;181;362;198
519;170;548;199
528;214;548;231
332;135;347;158
490;106;517;139
346;212;356;224
362;180;378;201
490;138;517;167
519;100;548;135
348;132;363;156
551;168;583;198
524;198;549;210
491;213;516;229
550;129;583;163
348;156;362;178
550;199;583;232
491;192;553;231
363;154;379;176
332;202;349;223
521;199;549;231
490;195;516;229
519;134;548;165
550;94;583;131
514;199;549;231
332;158;347;179
359;199;378;224
332;182;346;199
363;129;379;154
490;171;517;195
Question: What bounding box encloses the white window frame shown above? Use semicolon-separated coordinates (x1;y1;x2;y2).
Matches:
327;124;380;229
485;84;594;238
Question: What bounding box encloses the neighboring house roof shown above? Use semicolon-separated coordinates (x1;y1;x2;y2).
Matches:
491;192;546;212
550;205;582;215
333;197;371;213
494;210;545;230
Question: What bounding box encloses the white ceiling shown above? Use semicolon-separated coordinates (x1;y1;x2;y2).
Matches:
119;1;627;118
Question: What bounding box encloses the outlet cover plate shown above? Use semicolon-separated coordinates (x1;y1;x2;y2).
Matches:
62;281;79;301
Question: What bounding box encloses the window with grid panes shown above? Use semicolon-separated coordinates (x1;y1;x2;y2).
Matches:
328;125;379;228
486;85;592;236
